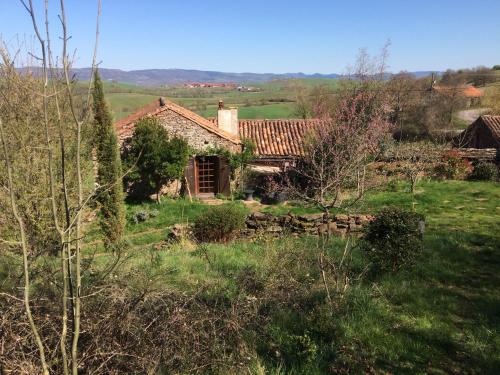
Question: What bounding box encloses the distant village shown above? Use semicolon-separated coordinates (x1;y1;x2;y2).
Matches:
183;82;260;92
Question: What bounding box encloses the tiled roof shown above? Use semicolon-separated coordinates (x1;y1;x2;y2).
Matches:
238;119;322;157
434;85;483;98
115;99;240;144
481;115;500;141
461;86;483;98
453;115;500;148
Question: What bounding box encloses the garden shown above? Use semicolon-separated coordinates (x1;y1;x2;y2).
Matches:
76;177;500;374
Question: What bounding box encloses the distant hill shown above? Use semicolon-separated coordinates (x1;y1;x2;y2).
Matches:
66;68;342;86
18;67;439;86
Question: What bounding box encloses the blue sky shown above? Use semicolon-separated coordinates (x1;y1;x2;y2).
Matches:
1;0;499;73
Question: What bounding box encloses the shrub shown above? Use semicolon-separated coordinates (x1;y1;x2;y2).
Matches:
469;162;498;181
123;117;189;202
434;150;472;180
362;207;424;272
193;204;246;242
131;209;159;224
132;210;150;224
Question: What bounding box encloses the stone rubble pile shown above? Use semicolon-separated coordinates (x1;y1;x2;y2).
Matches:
243;212;375;238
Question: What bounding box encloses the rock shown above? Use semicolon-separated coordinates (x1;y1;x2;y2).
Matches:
356;215;369;224
246;220;259;229
251;212;270;221
298;213;325;222
349;223;363;232
334;214;349;222
266;225;283;233
299;221;316;229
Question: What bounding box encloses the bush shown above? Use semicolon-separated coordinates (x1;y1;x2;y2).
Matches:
193;204;246;242
469;162;498;181
362;208;424;272
123;117;189;202
131;209;159;224
434;150;472;180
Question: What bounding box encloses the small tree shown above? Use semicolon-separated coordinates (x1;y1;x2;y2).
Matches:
93;71;125;248
392;141;443;194
124;117;189;202
362;208;424;272
284;89;391;214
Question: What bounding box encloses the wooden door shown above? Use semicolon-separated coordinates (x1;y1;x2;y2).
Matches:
196;156;217;195
217;156;231;196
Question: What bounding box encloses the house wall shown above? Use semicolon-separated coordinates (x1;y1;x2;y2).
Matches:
156;109;240;153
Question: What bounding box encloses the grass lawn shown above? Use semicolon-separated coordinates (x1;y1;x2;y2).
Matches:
84;180;500;373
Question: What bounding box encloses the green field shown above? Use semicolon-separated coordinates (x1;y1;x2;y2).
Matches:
100;78;340;120
199;102;296;119
106;92;159;119
82;179;500;373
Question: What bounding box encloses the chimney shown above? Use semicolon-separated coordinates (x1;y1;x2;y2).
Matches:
217;100;238;137
159;97;166;107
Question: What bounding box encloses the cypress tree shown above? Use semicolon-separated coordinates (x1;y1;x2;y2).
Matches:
93;71;125;248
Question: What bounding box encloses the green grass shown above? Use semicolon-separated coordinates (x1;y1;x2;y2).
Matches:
199;102;296;119
89;180;499;373
105;92;159;120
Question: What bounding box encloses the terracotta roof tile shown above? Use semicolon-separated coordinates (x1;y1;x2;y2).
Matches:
238;119;322;157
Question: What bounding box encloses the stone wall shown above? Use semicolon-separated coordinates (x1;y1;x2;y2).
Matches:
156;109;240;153
243;212;374;238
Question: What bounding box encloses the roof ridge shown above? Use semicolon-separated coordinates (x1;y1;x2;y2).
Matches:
115;99;240;145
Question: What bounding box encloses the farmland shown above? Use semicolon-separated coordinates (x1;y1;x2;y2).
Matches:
97;78;339;120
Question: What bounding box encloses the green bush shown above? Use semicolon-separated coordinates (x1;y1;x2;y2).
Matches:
469;162;498;181
193;204;246;242
130;208;160;225
123;117;189;202
362;208;424;272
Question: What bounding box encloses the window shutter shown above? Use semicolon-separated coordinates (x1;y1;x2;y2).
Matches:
218;156;231;196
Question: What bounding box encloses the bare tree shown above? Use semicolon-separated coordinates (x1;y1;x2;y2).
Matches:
0;1;101;373
391;140;444;194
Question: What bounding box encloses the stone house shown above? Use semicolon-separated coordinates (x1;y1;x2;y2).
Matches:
116;98;319;197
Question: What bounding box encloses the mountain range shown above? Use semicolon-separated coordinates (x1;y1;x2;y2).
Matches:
19;67;439;86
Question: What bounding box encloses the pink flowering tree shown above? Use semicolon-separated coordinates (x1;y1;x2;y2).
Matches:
284;89;391;214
